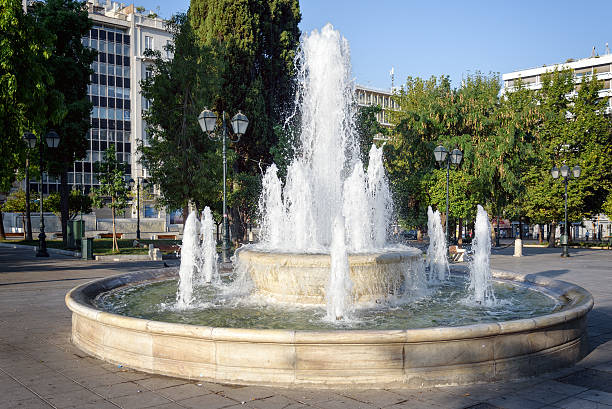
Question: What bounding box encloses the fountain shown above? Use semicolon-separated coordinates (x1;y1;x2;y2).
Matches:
426;206;450;282
66;24;592;388
469;205;495;305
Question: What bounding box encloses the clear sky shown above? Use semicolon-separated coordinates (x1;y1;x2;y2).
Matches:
133;0;611;90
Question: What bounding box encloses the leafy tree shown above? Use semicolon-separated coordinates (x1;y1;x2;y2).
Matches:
91;146;129;252
140;13;222;218
189;0;301;172
189;0;301;241
1;190;46;238
29;0;96;247
355;104;387;161
522;69;612;245
0;0;58;239
46;190;92;220
386;76;453;232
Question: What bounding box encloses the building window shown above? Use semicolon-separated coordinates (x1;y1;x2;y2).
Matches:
165;40;172;58
145;36;153;51
145;66;153;79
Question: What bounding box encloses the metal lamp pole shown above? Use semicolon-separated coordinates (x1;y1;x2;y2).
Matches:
434;145;463;245
24;131;60;257
130;177;148;240
198;108;249;263
551;164;581;258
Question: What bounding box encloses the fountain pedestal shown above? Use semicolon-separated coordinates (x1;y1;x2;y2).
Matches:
238;248;423;304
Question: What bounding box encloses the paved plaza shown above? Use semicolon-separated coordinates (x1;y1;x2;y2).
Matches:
0;245;611;409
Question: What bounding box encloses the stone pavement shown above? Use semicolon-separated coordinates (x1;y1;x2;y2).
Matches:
0;245;611;409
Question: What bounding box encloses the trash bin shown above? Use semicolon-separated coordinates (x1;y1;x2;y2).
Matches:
68;220;85;249
82;237;94;260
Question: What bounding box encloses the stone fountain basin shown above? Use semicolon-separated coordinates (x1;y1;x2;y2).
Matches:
238;247;423;304
66;269;593;389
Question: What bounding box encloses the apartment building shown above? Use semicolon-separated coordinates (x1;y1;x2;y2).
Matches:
502;54;612;115
29;0;171;202
354;85;397;127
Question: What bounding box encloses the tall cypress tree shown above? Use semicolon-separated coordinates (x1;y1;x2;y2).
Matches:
189;0;301;171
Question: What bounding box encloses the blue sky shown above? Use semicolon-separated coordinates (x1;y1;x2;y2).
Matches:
134;0;611;90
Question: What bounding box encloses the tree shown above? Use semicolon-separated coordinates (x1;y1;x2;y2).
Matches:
189;0;301;241
1;190;46;239
522;69;612;246
46;190;92;221
140;13;222;217
0;0;58;239
29;0;96;247
355;104;386;161
189;0;301;172
91;146;129;252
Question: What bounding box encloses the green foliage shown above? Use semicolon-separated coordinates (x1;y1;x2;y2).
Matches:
522;70;612;225
29;0;95;172
140;13;222;214
228;172;261;238
387;68;612;234
91;145;129;251
189;0;301;172
2;190;44;213
355;105;387;161
46;190;93;220
0;0;56;194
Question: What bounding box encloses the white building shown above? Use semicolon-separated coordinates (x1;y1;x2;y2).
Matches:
26;0;172;220
354;85;397;128
502;54;612;116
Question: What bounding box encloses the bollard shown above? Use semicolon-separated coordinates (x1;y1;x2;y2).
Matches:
513;238;523;257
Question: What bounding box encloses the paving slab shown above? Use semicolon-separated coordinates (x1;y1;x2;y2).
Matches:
1;246;611;408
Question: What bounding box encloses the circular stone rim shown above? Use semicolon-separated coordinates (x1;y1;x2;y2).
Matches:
66;268;593;388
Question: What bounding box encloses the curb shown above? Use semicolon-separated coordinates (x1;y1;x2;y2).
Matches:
0;242;81;257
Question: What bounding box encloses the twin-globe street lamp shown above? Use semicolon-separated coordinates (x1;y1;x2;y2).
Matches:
23;130;60;257
433;145;463;244
129;177;148;240
198;109;249;263
551;163;581;258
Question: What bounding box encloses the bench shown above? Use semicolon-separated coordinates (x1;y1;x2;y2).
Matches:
156;234;176;240
99;233;123;239
449;245;466;262
4;232;24;238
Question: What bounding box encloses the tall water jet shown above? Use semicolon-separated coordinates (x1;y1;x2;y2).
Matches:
426;206;450;282
176;211;201;309
199;206;218;284
326;216;353;320
241;23;426;305
469;205;495;304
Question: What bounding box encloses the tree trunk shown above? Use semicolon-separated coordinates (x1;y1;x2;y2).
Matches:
112;199;118;252
22;214;26;239
417;229;423;241
0;210;5;240
25;157;33;240
182;205;189;225
548;222;557;248
519;217;523;240
60;171;69;248
458;219;463;246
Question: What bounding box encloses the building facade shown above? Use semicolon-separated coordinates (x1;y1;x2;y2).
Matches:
502;54;612;116
354;84;397;127
502;54;612;241
30;0;172;201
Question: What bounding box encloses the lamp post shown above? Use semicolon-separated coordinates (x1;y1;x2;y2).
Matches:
551;163;581;257
129;177;148;240
198;109;249;263
24;131;60;257
434;145;463;244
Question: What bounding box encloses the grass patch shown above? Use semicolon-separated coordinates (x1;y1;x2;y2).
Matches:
1;238;182;255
